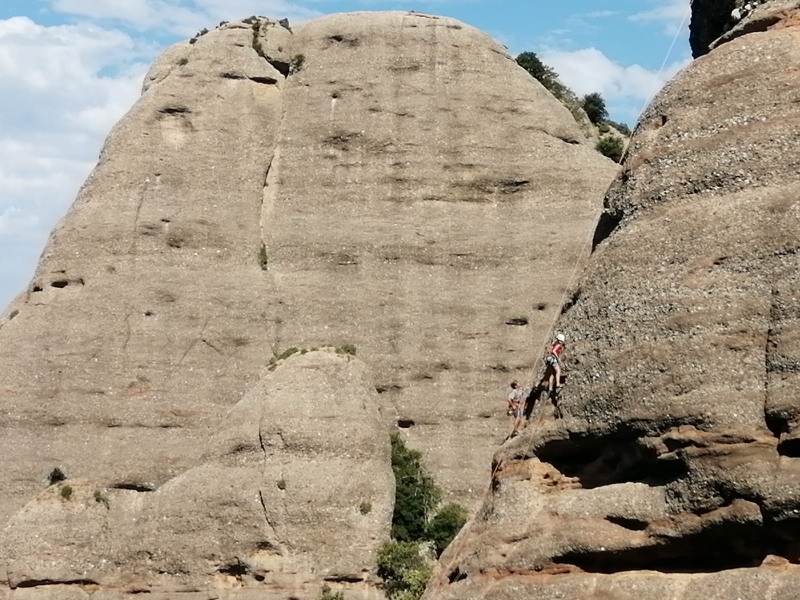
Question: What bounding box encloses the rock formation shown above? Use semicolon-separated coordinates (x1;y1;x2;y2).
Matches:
690;0;798;57
0;10;617;598
1;350;393;598
425;6;800;600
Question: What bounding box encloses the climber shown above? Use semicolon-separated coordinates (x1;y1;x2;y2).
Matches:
506;380;525;437
543;332;566;398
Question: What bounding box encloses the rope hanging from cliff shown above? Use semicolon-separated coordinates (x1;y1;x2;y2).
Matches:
524;0;695;421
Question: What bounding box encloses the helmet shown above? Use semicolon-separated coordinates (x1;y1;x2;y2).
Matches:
556;333;566;343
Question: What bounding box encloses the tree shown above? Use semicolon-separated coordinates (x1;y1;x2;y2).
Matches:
582;92;609;125
596;136;625;163
605;119;632;136
389;434;441;542
376;541;432;600
516;52;560;94
425;504;468;557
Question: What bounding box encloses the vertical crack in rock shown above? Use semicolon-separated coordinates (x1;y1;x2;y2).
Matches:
765;289;780;438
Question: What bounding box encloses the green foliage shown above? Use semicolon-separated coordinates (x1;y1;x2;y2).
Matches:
290;54;306;73
360;501;372;515
390;434;441;542
604;119;632;136
582;92;609;125
178;57;189;66
337;344;357;356
515;52;560;93
425;503;467;557
60;485;73;500
597;122;610;134
48;467;67;485
596;136;625;163
242;16;259;25
258;243;268;270
319;585;345;600
376;541;432;600
94;490;110;509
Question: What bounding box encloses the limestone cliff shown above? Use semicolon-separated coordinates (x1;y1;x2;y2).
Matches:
425;7;800;600
0;10;617;599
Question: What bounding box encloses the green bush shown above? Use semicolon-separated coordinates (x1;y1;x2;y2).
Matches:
516;52;560;94
596;136;625;163
360;501;372;515
94;490;110;509
390;434;440;542
605;119;632;136
376;541;432;600
290;54;306;73
320;584;345;600
582;92;609;125
337;344;357;356
426;503;467;557
60;485;73;500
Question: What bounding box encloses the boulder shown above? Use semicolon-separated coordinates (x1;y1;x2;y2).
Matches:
0;350;393;598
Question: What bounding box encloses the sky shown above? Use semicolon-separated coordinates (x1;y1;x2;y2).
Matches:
0;0;693;310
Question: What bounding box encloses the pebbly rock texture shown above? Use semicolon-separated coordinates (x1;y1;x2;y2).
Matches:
0;10;616;597
0;350;393;598
425;7;800;600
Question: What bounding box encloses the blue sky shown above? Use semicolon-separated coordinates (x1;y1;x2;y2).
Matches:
0;0;691;310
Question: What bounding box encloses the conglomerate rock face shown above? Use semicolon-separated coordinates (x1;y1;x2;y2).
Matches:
0;10;616;598
425;10;800;600
1;350;393;599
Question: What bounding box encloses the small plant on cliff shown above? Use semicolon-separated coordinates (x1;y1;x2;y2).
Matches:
48;467;67;485
360;501;372;515
290;54;306;74
258;243;268;270
596;136;625;163
337;344;357;356
319;584;345;600
94;490;110;509
60;485;73;500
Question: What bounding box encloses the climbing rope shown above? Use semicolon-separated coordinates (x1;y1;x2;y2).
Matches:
443;5;699;578
520;0;696;432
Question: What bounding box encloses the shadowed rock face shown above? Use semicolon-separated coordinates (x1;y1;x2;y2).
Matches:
425;11;800;600
0;10;616;598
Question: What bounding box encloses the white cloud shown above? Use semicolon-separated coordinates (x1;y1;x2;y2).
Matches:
541;46;690;122
630;0;692;35
0;16;152;308
48;0;322;35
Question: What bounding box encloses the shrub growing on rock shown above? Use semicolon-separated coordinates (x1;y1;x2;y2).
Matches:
582;92;609;125
596;136;625;163
390;434;440;542
376;541;432;600
426;503;468;557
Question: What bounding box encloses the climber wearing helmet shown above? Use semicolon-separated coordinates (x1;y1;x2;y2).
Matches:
544;333;566;398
